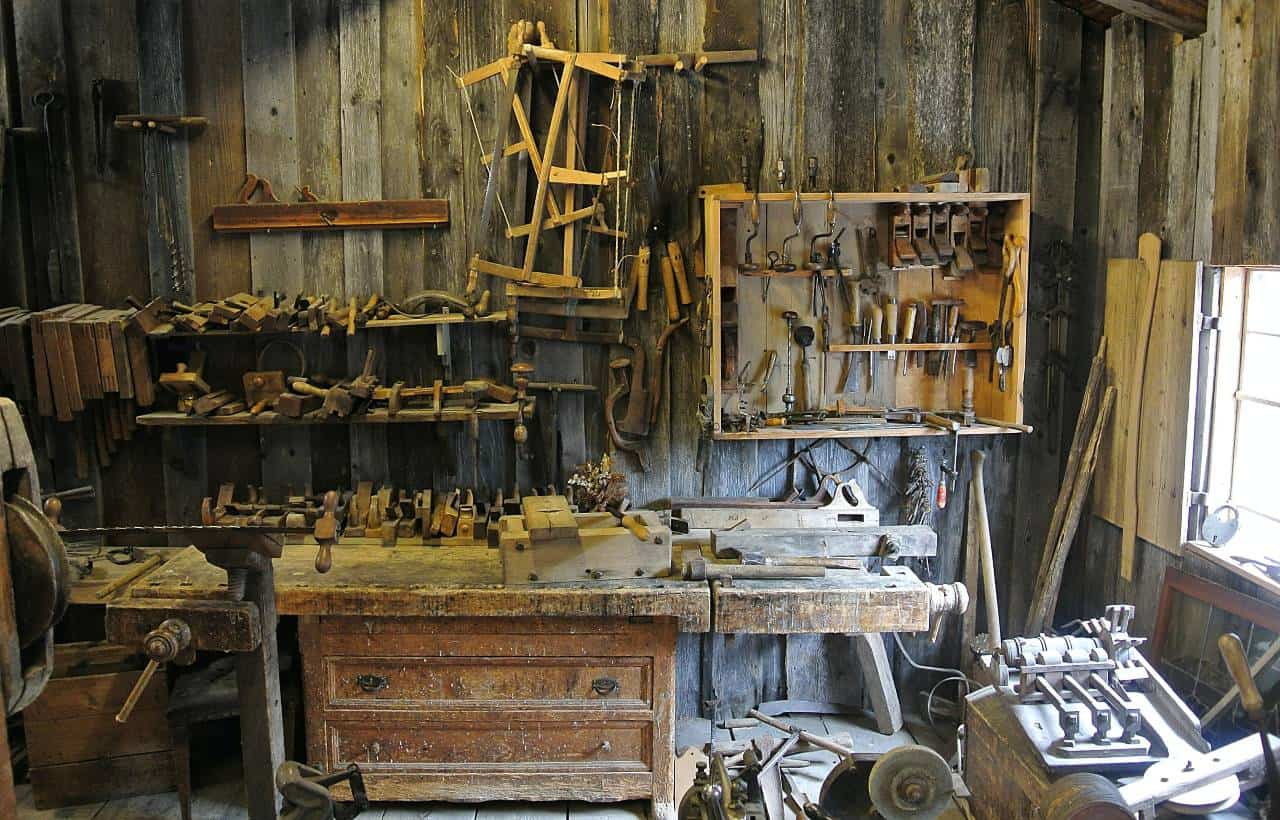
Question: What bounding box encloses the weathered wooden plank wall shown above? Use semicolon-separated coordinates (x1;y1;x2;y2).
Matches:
1062;0;1280;654
10;0;1231;719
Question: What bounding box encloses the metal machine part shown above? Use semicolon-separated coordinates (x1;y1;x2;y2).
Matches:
277;762;369;820
965;605;1277;820
674;477;880;532
680;752;768;820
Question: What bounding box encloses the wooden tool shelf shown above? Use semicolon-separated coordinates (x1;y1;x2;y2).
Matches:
136;400;533;427
146;310;512;337
702;191;1030;440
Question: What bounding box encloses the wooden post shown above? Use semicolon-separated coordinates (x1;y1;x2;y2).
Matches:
853;633;903;735
236;560;284;819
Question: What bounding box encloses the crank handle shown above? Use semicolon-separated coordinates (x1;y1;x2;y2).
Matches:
117;618;191;723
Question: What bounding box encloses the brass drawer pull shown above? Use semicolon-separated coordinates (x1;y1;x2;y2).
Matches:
591;676;620;696
356;674;389;693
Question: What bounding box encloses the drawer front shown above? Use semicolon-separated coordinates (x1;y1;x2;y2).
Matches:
328;720;650;771
326;656;650;709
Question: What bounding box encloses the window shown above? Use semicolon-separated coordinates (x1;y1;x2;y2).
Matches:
1203;267;1280;558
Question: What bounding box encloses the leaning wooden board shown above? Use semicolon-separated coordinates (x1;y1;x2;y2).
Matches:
1092;258;1202;555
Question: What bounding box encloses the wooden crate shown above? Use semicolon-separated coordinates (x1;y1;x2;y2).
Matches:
702;191;1031;440
300;615;677;816
24;642;173;809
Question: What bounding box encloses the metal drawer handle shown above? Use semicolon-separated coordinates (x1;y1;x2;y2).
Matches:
591;676;620;696
356;674;389;693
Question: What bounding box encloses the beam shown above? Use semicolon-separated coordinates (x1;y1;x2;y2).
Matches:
1057;0;1207;34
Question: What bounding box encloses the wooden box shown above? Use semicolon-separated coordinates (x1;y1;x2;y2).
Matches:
702;191;1030;440
24;642;173;809
300;615;677;817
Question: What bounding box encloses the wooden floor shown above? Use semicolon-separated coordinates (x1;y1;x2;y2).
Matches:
14;711;944;819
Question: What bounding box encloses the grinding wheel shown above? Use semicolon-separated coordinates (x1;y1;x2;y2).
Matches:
867;746;954;820
5;494;70;648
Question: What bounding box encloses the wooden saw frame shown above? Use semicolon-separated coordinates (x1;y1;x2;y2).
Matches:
460;22;757;309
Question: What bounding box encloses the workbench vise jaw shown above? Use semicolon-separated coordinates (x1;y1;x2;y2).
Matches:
498;494;672;585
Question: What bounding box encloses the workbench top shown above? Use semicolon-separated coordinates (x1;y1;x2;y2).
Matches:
130;545;712;631
124;545;940;636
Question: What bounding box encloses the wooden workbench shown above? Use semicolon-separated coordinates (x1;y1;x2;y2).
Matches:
117;543;943;818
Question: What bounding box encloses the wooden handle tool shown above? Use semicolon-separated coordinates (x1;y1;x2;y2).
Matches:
901;302;918;375
660;254;680;321
1219;632;1265;722
634;245;651;312
884;297;898;361
668;241;692;304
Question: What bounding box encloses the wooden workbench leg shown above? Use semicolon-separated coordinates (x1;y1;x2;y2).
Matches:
237;562;285;820
853;634;903;735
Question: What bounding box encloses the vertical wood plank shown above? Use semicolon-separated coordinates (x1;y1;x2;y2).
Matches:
138;0;195;303
1164;38;1202;259
905;0;976;181
1193;0;1222;262
656;1;705;500
875;0;911;190
0;1;31;308
12;1;83;304
1098;15;1144;263
759;0;803;193
242;0;312;495
67;1;149;305
340;0;389;485
241;0;306;295
700;0;763;499
381;0;425;302
1137;24;1176;237
1010;0;1082;632
802;1;878;191
974;0;1033;192
294;0;345;298
184;0;251;298
1210;0;1252;265
1243;0;1279;264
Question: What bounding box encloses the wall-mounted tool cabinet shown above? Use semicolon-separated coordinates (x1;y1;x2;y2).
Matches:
702;192;1031;440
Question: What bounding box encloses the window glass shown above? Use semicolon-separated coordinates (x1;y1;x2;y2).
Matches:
1245;268;1280;335
1232;398;1280;520
1240;332;1280;403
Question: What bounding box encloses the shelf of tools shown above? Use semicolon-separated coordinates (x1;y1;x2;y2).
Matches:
702;191;1031;441
131;292;535;441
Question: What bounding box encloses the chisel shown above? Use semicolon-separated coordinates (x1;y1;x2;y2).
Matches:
900;301;917;376
869;303;883;392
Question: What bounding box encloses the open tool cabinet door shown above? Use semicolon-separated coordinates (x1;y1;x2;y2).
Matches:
1093;251;1215;579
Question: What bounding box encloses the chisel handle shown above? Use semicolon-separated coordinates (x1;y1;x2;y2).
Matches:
660;254;680;321
901;302;918;374
668;241;692;304
634;245;650;312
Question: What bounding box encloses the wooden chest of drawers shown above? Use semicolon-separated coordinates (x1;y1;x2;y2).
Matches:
299;614;676;817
